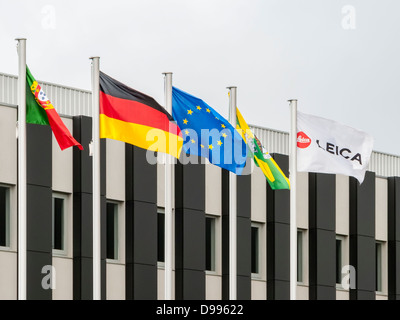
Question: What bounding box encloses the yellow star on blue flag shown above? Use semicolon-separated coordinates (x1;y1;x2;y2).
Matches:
172;86;247;174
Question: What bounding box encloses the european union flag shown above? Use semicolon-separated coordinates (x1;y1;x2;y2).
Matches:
172;86;247;174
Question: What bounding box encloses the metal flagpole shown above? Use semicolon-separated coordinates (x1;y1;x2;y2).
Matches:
90;56;101;300
227;86;237;300
16;38;27;300
289;99;298;300
163;72;173;300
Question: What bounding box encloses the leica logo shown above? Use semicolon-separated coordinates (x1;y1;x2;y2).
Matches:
297;132;311;148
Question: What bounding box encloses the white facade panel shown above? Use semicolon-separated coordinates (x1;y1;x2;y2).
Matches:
251;279;266;300
206;275;222;300
52;117;73;193
0;251;17;299
336;175;350;236
52;257;73;300
106;263;126;300
375;178;388;242
106;139;125;202
251;166;266;223
0;106;17;185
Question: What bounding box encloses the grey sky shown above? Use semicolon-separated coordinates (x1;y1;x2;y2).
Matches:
1;0;399;155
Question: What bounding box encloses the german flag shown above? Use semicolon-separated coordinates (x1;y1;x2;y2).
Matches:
99;72;183;158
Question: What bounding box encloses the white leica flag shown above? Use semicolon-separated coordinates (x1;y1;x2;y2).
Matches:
297;111;373;184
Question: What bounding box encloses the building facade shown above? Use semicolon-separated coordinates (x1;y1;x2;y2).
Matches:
0;72;400;300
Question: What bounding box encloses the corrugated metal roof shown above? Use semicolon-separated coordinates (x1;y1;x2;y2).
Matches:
0;72;91;116
1;71;400;177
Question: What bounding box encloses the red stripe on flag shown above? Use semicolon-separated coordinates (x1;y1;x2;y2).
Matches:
100;91;181;136
46;109;84;150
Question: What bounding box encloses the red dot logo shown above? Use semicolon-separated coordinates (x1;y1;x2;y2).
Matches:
297;131;311;148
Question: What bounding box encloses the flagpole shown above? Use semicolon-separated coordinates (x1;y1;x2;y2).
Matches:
227;86;237;300
163;72;173;300
16;38;27;300
90;56;101;300
289;99;298;300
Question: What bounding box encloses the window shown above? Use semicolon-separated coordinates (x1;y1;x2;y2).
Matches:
0;186;10;248
157;209;165;263
52;195;65;252
106;202;118;260
206;216;216;272
376;242;383;292
336;238;343;285
297;230;303;282
251;225;260;275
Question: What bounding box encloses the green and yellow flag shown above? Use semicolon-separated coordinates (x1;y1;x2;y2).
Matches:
236;107;290;190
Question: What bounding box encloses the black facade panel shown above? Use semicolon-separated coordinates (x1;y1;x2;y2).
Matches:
350;172;376;238
267;154;290;225
133;202;157;265
267;279;290;300
73;116;92;194
309;285;335;300
237;275;251;300
237;216;251;277
133;263;157;300
268;222;290;282
221;167;251;299
126;263;133;300
133;147;157;203
352;290;376;300
27;251;52;300
355;235;376;292
175;160;205;211
315;229;336;287
309;173;336;231
176;269;205;300
237;174;251;219
72;115;106;300
309;228;336;288
74;192;93;258
388;177;400;299
126;201;134;265
73;257;93;300
349;171;375;300
126;145;157;203
26;123;52;187
27;185;52;253
175;208;205;272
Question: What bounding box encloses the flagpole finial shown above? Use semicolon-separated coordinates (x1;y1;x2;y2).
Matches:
288;99;298;102
89;56;100;60
162;72;172;75
15;38;27;41
227;86;237;89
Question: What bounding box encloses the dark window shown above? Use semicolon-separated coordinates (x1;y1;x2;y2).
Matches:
251;226;259;274
0;187;9;247
107;202;118;260
52;197;64;250
206;217;215;271
376;242;382;292
336;239;342;284
297;230;303;282
158;211;165;263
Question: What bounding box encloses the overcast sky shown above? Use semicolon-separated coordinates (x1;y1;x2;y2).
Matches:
1;0;399;155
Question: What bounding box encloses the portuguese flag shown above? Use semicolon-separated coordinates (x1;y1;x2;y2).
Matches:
26;66;83;150
236;107;290;190
99;71;183;159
